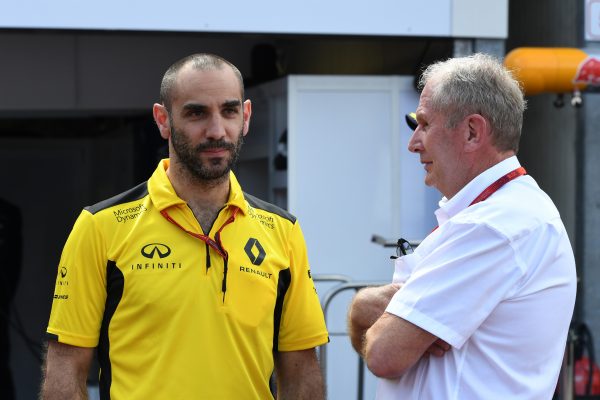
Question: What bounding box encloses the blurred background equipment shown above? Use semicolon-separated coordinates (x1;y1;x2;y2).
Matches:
504;47;600;107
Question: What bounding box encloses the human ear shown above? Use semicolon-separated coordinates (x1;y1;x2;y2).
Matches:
242;99;252;136
153;103;171;140
464;114;489;152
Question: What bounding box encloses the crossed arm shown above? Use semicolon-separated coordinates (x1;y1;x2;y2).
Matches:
347;284;450;378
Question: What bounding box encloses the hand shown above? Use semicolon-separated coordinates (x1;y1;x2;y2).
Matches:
380;283;402;301
423;338;451;357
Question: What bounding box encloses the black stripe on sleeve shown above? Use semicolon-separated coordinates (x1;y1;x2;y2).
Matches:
272;268;291;352
98;261;124;400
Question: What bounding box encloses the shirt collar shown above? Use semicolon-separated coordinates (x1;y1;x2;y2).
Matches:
148;158;247;215
434;156;521;225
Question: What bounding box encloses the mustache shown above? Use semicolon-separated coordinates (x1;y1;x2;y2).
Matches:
196;140;235;152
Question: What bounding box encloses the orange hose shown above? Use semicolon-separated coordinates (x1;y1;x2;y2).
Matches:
504;47;589;95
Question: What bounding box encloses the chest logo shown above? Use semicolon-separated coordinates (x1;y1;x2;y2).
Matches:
141;243;171;259
244;238;266;266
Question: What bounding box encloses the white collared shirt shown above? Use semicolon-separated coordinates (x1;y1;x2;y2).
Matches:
381;156;577;400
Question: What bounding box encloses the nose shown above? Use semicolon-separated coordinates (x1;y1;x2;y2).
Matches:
407;127;423;153
205;114;227;140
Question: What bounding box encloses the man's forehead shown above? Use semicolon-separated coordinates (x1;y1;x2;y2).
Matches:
415;99;429;119
178;65;237;85
416;84;435;115
172;65;243;104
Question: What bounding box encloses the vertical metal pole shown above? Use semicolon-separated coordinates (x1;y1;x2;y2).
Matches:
357;356;365;400
559;328;576;400
313;275;353;385
315;281;389;400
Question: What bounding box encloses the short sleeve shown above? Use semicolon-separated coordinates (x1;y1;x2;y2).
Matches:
277;221;329;351
386;222;523;348
46;210;108;347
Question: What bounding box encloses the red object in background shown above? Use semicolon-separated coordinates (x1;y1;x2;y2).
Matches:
573;57;600;85
575;356;600;395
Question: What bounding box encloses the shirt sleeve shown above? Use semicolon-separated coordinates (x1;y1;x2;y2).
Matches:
276;221;329;351
385;221;524;349
46;210;108;347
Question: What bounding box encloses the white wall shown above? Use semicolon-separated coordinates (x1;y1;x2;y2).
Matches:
1;0;507;38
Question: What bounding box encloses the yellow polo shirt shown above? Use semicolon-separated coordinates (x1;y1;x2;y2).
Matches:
47;159;328;399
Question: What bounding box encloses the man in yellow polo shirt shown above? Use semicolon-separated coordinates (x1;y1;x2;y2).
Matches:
41;53;329;399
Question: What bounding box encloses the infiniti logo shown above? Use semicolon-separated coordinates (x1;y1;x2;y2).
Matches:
141;243;171;259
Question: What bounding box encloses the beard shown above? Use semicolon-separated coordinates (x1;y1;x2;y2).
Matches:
170;121;244;183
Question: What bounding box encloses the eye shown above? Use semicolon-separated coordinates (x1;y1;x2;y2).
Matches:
223;108;239;117
184;108;206;119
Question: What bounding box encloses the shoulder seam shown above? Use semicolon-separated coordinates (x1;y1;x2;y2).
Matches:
244;192;296;224
85;181;149;215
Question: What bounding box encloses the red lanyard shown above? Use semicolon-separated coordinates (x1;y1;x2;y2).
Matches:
469;167;527;206
432;166;526;233
160;207;239;260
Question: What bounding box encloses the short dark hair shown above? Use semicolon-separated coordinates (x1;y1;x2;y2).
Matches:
159;53;244;111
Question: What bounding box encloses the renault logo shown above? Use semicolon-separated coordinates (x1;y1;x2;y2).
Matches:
244;238;266;266
141;243;171;259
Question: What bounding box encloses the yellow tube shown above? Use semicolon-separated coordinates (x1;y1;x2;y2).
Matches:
504;47;588;95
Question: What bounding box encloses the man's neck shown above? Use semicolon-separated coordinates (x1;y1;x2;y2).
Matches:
445;150;516;199
474;150;515;178
166;161;231;233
